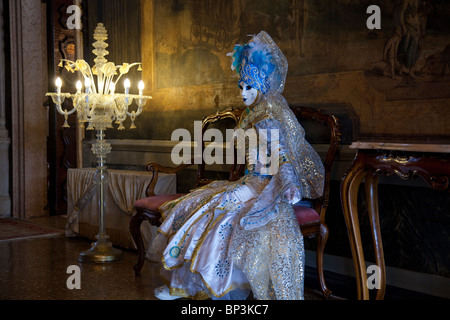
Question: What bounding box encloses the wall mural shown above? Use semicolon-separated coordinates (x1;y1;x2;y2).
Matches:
151;0;450;100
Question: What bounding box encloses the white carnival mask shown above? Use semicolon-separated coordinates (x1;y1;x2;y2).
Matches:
239;81;260;107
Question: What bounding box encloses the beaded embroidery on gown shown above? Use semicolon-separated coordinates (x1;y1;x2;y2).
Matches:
150;31;324;300
151;103;323;300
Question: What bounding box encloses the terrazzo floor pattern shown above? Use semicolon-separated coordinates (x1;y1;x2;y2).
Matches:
0;235;164;300
0;217;327;301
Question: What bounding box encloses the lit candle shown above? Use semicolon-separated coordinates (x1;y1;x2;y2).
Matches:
109;82;115;95
138;80;144;96
124;78;130;95
55;77;62;94
76;80;82;94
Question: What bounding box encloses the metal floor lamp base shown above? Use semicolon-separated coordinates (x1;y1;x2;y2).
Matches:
78;235;123;263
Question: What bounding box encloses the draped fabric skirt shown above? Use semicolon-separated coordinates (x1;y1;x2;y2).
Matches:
151;174;305;300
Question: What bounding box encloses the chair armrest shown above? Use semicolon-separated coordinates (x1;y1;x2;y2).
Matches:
197;178;214;187
229;163;245;181
145;161;195;196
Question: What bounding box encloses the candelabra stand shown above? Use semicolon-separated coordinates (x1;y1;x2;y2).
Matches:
46;23;151;262
79;129;118;263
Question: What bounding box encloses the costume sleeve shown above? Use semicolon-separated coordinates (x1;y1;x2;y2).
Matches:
253;117;302;204
240;117;304;230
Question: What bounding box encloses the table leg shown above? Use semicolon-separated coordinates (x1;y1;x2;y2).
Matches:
364;173;386;300
341;164;370;300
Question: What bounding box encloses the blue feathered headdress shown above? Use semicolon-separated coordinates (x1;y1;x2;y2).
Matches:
228;34;276;94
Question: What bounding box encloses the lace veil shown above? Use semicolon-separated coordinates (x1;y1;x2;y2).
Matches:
230;31;324;204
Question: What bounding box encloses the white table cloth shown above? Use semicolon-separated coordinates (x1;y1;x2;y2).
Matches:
66;168;176;249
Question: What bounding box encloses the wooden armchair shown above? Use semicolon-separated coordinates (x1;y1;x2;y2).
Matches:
290;106;341;299
130;107;244;276
130;106;341;299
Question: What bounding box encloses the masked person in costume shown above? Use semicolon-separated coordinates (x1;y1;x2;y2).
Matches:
152;31;324;300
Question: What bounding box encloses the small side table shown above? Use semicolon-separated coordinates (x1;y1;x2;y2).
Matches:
340;142;450;300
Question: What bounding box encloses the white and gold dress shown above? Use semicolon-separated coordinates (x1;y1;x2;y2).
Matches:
151;96;324;300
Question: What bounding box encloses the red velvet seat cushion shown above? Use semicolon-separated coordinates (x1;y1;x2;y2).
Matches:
294;205;320;226
135;195;320;225
134;194;186;212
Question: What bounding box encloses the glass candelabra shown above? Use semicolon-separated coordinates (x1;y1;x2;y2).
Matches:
46;23;151;263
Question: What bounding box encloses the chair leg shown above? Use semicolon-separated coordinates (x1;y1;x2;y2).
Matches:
129;211;147;276
316;223;332;299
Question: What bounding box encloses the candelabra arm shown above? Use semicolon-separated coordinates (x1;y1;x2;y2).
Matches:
125;96;149;118
46;93;78;116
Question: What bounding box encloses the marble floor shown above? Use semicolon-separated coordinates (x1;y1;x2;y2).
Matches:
0;233;165;300
0;217;329;301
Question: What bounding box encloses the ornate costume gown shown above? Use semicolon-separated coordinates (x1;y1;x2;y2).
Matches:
151;99;324;300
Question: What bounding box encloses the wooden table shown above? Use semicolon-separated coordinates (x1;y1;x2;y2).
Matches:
340;142;450;300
